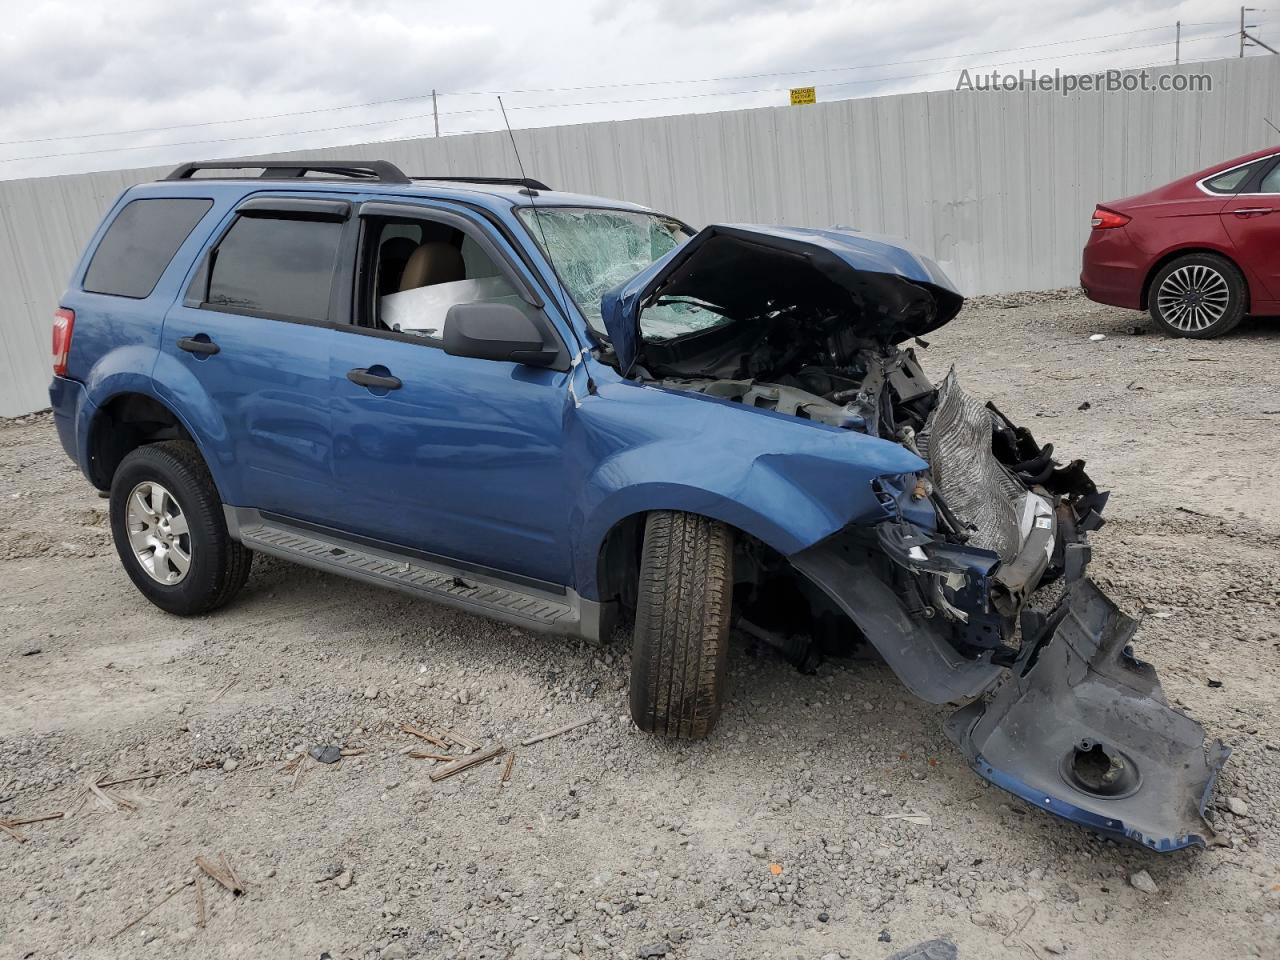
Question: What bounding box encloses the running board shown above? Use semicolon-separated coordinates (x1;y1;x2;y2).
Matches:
224;507;607;642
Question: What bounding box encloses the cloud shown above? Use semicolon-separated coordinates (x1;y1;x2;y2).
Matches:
0;0;1234;180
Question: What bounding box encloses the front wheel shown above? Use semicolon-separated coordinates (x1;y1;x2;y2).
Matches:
1149;253;1246;339
109;441;252;615
629;511;733;739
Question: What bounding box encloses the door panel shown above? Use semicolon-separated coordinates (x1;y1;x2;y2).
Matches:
161;304;336;520
331;333;573;585
1221;191;1280;300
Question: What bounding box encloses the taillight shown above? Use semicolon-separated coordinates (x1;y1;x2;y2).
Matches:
52;308;75;376
1090;206;1131;229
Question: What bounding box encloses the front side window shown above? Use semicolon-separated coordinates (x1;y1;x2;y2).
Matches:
1259;162;1280;194
206;216;342;322
516;207;725;342
364;218;522;340
84;197;213;298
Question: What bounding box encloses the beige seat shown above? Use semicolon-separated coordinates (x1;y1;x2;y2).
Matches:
399;241;465;291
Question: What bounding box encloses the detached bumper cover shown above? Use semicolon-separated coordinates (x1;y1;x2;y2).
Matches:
945;579;1230;851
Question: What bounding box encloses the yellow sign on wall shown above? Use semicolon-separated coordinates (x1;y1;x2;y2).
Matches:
789;86;816;106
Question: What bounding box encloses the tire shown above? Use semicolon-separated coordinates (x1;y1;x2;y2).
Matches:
109;441;252;615
1149;253;1247;339
629;511;733;739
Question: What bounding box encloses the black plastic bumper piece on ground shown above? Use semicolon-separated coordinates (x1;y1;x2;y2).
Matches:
945;578;1230;851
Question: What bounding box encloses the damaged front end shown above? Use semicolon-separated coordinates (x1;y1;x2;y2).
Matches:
601;223;1228;849
790;372;1229;850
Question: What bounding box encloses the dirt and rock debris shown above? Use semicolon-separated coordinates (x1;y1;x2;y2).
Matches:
1;291;1278;959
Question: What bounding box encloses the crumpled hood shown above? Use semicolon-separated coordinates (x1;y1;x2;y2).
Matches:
600;224;964;371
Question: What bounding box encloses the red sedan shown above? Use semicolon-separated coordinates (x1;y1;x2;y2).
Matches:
1081;146;1280;338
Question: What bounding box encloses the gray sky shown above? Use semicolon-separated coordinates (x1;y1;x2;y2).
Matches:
0;0;1256;180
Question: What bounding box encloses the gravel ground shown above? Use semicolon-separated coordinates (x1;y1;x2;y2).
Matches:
1;292;1278;960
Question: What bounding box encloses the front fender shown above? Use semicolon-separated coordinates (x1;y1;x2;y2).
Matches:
569;376;927;596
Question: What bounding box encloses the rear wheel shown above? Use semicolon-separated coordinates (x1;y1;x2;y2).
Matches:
1149;253;1246;338
109;441;252;615
629;511;733;739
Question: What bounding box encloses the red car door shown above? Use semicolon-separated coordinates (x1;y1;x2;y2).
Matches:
1220;161;1280;304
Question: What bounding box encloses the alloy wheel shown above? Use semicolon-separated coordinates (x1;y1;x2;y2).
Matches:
1156;264;1231;333
125;480;192;584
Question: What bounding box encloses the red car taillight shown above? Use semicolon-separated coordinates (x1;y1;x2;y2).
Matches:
1090;206;1131;229
52;308;75;376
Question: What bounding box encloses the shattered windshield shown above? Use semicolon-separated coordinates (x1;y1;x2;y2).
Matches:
516;206;728;342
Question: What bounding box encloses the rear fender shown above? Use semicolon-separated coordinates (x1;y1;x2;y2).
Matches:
81;349;232;499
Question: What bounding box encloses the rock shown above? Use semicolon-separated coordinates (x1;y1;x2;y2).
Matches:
364;686;379;700
382;944;408;960
1128;870;1158;895
878;929;892;943
748;843;767;859
336;870;353;890
1225;796;1249;817
1089;333;1106;342
637;943;669;958
221;759;238;773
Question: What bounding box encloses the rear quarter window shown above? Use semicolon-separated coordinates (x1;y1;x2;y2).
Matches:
82;197;213;298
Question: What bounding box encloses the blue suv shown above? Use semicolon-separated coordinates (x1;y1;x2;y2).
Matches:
50;160;1225;849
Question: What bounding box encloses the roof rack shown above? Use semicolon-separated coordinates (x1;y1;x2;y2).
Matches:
163;160;411;184
413;175;551;192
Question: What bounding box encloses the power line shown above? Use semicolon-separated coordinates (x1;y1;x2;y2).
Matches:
0;30;1239;164
0;19;1241;148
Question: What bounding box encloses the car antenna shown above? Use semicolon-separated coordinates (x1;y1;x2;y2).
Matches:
497;96;596;399
1266;116;1280;136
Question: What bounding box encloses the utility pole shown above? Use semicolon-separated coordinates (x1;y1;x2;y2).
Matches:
1176;20;1181;64
432;89;440;137
1240;7;1278;55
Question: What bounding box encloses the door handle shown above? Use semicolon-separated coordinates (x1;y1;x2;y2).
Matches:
177;335;220;355
347;367;402;390
1232;207;1274;216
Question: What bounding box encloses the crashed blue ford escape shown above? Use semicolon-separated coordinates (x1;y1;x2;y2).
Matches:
48;160;1227;850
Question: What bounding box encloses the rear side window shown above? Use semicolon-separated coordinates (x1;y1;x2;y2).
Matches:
1202;161;1265;194
83;197;213;298
205;216;342;322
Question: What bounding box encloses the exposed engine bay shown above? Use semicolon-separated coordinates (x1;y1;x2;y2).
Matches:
643;316;1108;655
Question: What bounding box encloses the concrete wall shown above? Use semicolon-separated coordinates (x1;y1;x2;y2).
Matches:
3;55;1278;416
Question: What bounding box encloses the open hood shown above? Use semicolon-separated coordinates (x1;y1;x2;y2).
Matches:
599;224;964;372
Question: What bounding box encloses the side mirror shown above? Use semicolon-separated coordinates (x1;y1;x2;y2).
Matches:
443;302;561;368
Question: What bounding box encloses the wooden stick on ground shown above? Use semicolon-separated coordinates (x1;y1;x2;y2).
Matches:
0;821;28;843
87;779;137;812
111;879;194;938
219;852;245;895
407;751;453;762
194;871;206;928
97;772;167;789
443;728;481;750
520;716;600;747
429;744;504;783
500;753;514;786
3;812;64;827
211;675;240;702
194;855;241;895
400;724;449;748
